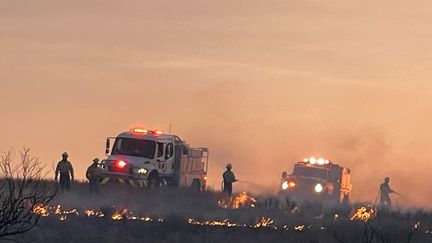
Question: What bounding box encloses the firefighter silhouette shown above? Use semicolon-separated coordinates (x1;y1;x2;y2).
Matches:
223;163;238;198
86;158;101;194
380;177;395;207
55;152;74;192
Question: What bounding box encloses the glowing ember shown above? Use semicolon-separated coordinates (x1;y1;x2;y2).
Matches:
84;209;104;218
188;217;277;229
351;207;375;222
141;217;152;222
188;218;237;227
294;224;305;231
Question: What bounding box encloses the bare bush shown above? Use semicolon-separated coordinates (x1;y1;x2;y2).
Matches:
0;148;56;238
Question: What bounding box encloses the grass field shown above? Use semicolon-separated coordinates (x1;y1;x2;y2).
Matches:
10;181;432;243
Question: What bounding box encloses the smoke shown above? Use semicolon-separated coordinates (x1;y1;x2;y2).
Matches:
177;81;432;208
3;0;432;210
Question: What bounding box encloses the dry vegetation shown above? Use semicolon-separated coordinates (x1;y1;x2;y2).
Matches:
0;149;429;242
6;181;432;243
0;149;56;239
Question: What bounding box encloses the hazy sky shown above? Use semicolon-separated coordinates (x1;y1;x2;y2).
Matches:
2;0;432;207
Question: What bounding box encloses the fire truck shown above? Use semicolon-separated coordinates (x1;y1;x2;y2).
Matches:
99;128;209;190
280;157;352;204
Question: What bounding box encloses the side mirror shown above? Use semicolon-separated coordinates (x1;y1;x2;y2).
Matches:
282;172;287;179
105;138;110;155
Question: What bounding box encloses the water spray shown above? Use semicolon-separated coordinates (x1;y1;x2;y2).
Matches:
237;180;275;192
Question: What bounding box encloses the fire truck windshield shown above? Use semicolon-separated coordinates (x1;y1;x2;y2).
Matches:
293;166;329;180
111;138;156;159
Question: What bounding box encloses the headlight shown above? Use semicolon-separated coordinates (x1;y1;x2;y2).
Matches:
314;183;323;193
282;181;289;190
282;181;296;190
137;168;148;175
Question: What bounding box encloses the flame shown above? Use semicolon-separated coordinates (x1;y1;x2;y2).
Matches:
33;204;49;216
142;217;152;222
30;202;432;237
31;204;165;222
254;217;274;228
188;217;276;229
294;224;305;231
218;192;257;209
232;192;257;209
351;207;375;222
85;209;104;218
53;205;79;221
188;218;237;227
112;209;130;220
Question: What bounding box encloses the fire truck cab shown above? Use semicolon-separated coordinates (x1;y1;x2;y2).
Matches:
280;157;352;204
99;128;209;190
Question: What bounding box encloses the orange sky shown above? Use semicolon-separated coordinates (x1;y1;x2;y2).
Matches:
2;0;432;207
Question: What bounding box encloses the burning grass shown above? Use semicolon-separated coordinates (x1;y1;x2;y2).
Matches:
15;182;432;242
350;206;375;222
218;192;257;209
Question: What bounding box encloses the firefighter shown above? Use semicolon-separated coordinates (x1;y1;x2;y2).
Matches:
86;158;101;194
223;163;238;199
55;152;74;192
380;177;395;207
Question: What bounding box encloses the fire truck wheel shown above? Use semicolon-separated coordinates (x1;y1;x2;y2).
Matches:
342;194;350;205
264;197;279;209
191;179;201;192
148;175;160;189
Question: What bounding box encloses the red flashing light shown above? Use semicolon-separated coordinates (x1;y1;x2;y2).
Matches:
115;160;127;169
154;130;163;136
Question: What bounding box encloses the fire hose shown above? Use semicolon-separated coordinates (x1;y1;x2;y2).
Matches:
374;190;410;212
220;179;241;191
394;191;408;199
220;180;275;192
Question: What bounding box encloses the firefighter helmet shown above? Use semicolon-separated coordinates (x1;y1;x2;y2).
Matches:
62;152;69;157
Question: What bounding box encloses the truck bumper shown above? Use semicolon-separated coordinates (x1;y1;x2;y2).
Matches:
100;172;149;187
279;190;329;202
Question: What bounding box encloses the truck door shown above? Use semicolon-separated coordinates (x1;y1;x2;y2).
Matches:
172;144;183;187
156;142;166;172
163;143;175;174
156;142;175;174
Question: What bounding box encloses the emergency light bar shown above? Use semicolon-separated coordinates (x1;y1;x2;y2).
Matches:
303;157;331;165
131;128;148;134
130;128;164;136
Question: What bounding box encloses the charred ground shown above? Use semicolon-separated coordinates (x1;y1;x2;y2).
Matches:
11;182;432;243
